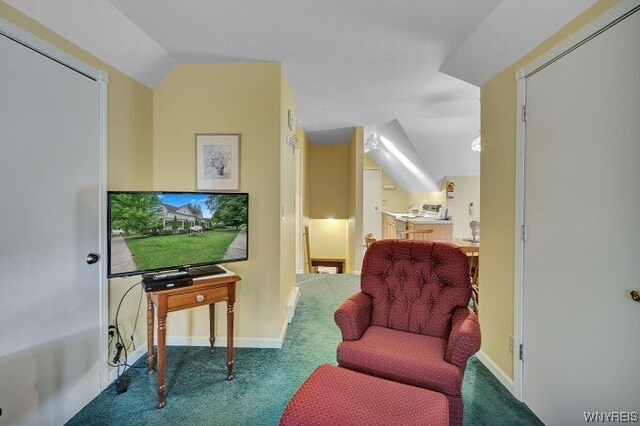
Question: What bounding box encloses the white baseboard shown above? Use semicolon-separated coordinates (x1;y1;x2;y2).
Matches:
165;334;284;348
353;270;361;275
108;345;147;384
476;350;515;396
118;292;298;374
278;317;288;348
296;269;304;274
108;330;286;384
287;286;300;323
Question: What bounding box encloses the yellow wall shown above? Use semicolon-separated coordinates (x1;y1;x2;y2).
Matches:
348;127;364;273
297;128;310;272
480;0;620;378
308;219;348;261
152;63;290;342
308;143;350;219
0;2;154;377
306;129;361;273
441;176;480;239
279;73;297;325
363;154;411;213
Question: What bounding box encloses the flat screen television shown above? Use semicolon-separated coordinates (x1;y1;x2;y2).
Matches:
107;191;248;278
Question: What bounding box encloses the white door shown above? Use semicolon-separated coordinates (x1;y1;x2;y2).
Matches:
363;168;382;240
521;7;640;424
0;27;105;425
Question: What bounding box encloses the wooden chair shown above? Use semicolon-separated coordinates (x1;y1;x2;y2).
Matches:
454;241;480;315
364;233;377;249
303;226;311;273
468;252;480;314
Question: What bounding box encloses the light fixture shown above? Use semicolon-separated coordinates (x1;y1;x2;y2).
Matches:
471;137;481;152
364;134;379;153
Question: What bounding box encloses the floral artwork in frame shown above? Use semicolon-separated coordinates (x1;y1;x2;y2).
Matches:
196;133;241;191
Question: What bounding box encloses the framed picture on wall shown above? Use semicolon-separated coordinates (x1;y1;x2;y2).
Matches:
195;133;241;191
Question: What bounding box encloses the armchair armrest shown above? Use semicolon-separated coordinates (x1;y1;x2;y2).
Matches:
334;292;372;341
445;307;481;368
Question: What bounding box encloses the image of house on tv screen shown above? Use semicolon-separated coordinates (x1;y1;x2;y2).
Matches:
109;192;248;276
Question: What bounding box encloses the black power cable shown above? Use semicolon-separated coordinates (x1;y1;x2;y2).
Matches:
108;280;146;393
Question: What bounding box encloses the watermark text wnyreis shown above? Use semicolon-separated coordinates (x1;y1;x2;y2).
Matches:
584;412;638;423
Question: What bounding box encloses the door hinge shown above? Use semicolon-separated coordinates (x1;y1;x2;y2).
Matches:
521;225;528;242
521;105;527;122
519;343;525;361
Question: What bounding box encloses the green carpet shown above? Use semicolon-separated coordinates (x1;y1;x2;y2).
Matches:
68;274;542;425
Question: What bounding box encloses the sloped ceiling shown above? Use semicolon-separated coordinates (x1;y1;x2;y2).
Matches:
4;0;598;190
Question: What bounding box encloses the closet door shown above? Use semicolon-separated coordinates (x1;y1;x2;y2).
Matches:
0;29;104;425
522;7;640;425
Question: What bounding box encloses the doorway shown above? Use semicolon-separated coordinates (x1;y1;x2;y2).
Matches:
515;3;640;424
0;21;107;424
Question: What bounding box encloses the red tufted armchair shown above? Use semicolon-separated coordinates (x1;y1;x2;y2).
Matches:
335;239;481;426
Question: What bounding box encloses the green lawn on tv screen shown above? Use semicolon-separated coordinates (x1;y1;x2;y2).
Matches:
124;229;239;271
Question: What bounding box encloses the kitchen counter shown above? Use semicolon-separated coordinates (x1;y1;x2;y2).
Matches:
382;212;453;241
383;212;453;224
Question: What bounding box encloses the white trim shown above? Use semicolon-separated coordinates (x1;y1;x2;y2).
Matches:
287;286;301;323
278;316;289;347
296;269;305;274
476;351;515;396
0;15;110;393
108;345;147;385
513;0;640;405
97;51;109;395
98;73;109;391
520;0;640;78
513;75;526;402
0;17;105;82
166;335;284;349
353;270;361;276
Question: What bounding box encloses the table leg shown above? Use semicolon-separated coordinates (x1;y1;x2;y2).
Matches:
226;302;234;380
157;308;167;409
146;294;155;374
208;303;216;354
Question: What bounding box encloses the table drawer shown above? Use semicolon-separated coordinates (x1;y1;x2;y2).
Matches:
167;286;229;311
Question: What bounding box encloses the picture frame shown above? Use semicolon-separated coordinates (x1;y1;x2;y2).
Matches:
195;133;241;191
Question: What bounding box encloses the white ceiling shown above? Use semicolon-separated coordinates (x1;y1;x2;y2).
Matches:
5;0;597;191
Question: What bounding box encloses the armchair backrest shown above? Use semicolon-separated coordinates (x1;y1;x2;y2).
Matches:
361;240;471;339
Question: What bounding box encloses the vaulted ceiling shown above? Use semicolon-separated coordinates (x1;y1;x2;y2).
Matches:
5;0;598;191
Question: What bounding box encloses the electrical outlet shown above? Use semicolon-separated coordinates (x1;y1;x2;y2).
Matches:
509;336;514;354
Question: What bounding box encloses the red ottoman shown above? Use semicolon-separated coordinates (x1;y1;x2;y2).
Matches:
280;364;449;426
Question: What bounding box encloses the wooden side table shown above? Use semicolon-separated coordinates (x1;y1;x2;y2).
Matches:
146;270;240;408
310;258;345;274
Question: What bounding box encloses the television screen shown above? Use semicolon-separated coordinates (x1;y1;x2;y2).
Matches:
107;191;248;278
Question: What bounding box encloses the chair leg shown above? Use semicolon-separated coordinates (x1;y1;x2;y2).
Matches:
471;285;479;315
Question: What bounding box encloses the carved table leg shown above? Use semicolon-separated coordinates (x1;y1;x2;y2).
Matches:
208;303;216;354
226;301;234;380
146;294;155;374
157;307;167;409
